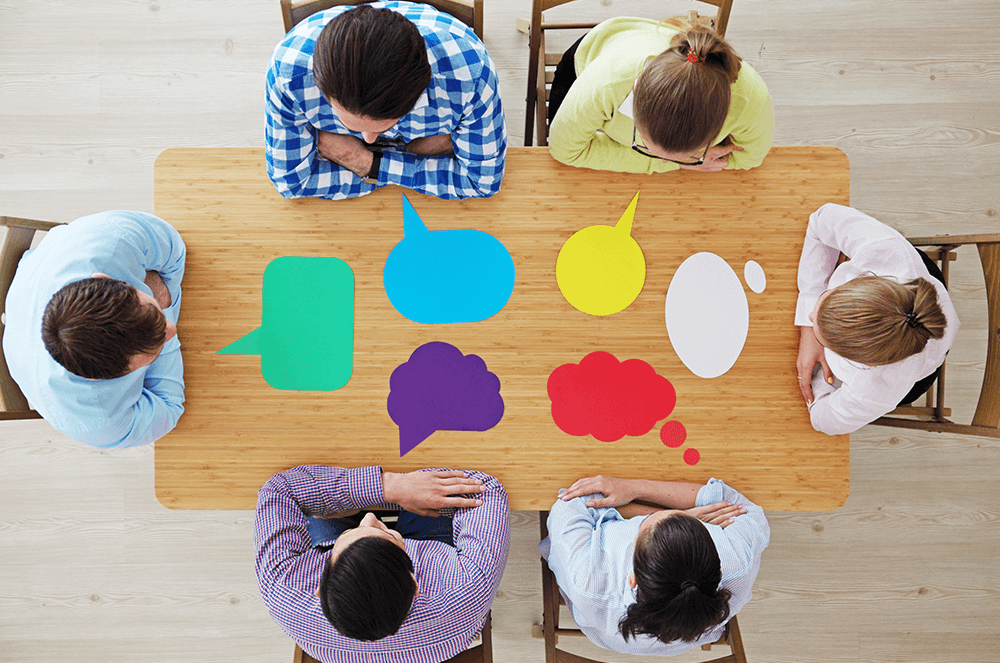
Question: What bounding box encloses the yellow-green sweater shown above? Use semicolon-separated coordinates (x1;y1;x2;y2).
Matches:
548;17;774;173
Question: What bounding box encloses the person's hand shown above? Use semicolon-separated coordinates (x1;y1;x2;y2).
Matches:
316;131;375;177
797;325;834;405
382;470;485;517
144;271;171;309
678;144;743;172
686;502;746;528
405;134;454;156
560;475;639;508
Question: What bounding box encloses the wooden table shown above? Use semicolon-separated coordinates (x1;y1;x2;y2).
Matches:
154;146;849;511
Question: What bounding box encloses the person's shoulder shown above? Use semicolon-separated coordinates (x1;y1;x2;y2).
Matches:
270;12;331;80
730;59;770;106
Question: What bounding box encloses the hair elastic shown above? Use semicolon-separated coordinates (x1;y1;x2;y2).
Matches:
904;311;923;329
681;580;698;590
686;51;705;64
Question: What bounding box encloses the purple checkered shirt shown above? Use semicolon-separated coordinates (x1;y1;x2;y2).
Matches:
255;466;510;663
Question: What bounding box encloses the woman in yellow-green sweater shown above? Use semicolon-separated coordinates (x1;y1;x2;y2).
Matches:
547;17;774;173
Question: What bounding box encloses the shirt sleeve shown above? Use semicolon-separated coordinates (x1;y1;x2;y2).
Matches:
264;66;379;201
254;465;387;598
807;369;908;435
448;470;510;618
795;203;905;325
377;64;507;199
696;479;769;567
725;81;774;171
545;493;625;603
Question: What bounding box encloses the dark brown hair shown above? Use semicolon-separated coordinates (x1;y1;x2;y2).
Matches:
633;22;742;153
620;513;732;644
313;5;431;121
42;277;166;379
817;276;947;366
319;536;416;641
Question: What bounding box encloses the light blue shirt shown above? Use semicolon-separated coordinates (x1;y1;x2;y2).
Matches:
3;211;186;448
541;479;770;656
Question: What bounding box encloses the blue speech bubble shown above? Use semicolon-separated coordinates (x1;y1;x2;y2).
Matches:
383;195;515;324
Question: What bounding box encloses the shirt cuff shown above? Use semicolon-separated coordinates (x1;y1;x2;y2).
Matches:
695;478;725;506
795;294;818;326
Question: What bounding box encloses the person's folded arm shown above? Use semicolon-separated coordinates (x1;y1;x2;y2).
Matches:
447;470;510;617
807;374;904;435
67;345;185;449
378;65;507;200
254;465;390;597
545;494;622;602
697;479;769;560
264;68;378;201
725;92;774;170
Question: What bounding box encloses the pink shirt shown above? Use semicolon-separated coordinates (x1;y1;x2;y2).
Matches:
795;203;959;435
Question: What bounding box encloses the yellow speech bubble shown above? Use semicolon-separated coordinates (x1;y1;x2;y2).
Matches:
556;192;645;316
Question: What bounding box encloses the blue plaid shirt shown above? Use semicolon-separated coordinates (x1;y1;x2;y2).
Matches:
266;1;507;201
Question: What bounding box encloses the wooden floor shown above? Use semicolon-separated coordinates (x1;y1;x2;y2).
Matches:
1;1;998;662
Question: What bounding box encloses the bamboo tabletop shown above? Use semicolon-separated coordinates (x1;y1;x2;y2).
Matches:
153;146;849;511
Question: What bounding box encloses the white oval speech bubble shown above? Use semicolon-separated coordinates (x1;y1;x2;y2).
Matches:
744;260;766;293
665;252;749;379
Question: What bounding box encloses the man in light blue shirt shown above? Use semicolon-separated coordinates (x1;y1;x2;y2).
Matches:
3;211;186;448
541;475;769;656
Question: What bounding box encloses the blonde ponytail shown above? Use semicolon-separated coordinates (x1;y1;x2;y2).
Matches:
816;276;947;366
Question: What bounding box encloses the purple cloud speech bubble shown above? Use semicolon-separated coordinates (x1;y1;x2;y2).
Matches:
388;342;504;456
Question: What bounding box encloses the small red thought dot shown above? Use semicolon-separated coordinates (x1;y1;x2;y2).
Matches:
659;420;687;448
683;448;700;465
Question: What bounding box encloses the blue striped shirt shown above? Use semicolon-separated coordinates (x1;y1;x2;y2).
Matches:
542;478;769;656
265;1;507;201
255;466;510;663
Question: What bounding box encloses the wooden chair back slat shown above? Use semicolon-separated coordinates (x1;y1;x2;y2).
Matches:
281;0;483;39
874;234;1000;438
0;216;62;417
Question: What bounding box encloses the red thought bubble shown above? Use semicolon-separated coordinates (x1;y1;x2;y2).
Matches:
547;351;676;442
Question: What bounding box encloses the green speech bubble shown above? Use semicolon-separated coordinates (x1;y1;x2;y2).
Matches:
218;256;354;391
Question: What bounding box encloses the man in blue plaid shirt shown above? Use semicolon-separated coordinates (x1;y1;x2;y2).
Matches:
266;1;507;201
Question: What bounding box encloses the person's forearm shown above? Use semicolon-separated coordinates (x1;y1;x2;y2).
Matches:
616;502;661;518
627;480;702;509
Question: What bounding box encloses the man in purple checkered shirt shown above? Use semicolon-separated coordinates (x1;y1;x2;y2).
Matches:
266;2;507;201
255;465;509;662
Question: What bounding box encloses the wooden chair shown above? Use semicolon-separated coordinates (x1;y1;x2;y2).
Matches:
280;0;484;40
521;0;735;147
872;233;1000;438
538;510;748;663
292;611;493;663
0;216;64;422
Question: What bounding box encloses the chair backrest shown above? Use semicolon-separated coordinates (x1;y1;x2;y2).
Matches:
524;0;735;146
280;0;484;40
874;233;1000;438
292;611;492;663
0;216;63;420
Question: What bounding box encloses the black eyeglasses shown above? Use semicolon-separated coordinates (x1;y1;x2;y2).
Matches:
632;127;711;166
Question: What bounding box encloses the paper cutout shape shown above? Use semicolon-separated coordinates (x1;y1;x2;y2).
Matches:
383;195;515;324
660;420;699;465
547;351;676;442
744;260;767;293
556;192;646;316
218;256;354;391
387;342;504;456
665;252;749;379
